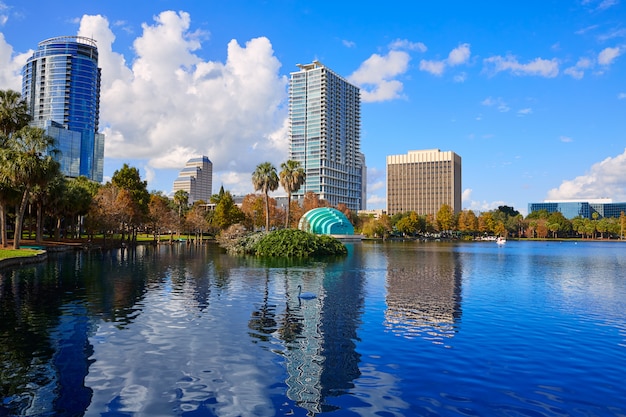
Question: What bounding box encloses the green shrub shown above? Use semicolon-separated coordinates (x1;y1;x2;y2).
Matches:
216;224;266;255
315;234;348;256
253;229;347;257
216;228;348;257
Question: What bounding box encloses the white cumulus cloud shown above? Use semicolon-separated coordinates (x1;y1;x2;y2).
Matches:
447;43;471;66
348;49;410;102
598;46;623;66
0;32;31;91
546;149;626;201
388;38;427;52
419;43;471;77
564;57;593;79
75;11;288;192
483;54;559;78
419;59;446;76
462;188;473;202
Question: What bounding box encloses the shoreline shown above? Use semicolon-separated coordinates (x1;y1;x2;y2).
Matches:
2;236;624;271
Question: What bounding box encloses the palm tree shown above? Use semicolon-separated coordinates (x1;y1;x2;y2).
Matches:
0;89;30;137
173;189;189;218
3;126;59;249
0;89;31;247
30;169;66;243
279;160;305;228
252;162;279;231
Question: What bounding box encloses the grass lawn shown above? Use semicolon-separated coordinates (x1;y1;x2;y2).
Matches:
0;248;44;261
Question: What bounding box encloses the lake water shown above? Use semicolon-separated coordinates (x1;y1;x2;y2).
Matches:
1;240;625;416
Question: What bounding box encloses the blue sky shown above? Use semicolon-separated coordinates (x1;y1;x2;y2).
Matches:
1;0;625;214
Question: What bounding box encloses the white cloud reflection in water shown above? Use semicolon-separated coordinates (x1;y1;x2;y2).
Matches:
84;273;278;417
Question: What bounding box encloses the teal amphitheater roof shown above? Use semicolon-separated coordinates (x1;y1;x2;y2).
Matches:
298;207;354;235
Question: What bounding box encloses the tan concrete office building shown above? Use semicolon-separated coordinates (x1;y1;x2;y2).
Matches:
386;149;462;216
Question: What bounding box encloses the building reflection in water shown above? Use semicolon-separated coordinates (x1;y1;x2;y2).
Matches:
0;259;96;416
384;244;463;346
277;245;365;415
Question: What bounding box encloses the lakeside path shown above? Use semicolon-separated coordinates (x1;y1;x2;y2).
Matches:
0;240;83;270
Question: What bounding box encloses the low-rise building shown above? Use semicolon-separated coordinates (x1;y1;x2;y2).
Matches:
528;199;626;219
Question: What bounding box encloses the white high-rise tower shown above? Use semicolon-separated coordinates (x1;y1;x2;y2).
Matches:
289;61;363;211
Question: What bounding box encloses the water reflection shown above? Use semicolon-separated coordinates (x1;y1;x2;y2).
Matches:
383;243;463;346
0;261;95;416
246;248;366;415
1;241;454;416
3;241;625;415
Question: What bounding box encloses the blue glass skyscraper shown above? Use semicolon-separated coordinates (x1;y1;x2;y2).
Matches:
22;36;104;182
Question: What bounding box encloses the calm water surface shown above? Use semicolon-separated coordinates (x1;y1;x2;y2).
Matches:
1;240;625;416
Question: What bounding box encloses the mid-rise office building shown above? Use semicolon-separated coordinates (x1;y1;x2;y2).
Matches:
528;199;626;219
289;61;363;212
22;36;104;182
387;149;462;216
173;156;213;204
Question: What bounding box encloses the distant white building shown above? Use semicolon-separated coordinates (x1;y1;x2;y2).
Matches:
172;156;213;204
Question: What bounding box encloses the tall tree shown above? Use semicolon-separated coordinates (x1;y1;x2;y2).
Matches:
64;177;96;238
436;204;455;232
148;192;177;242
30;169;66;243
212;190;245;230
251;162;279;231
85;184;120;245
279;160;305;228
111;164;150;242
174;189;189;218
2;126;59;249
185;203;209;242
241;194;266;230
302;191;328;213
0;90;32;247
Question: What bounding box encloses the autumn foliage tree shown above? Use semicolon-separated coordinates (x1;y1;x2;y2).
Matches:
111;164;150;243
148;192;177;242
185;203;209;242
302;191;328;213
436;204;455;232
241;194;283;230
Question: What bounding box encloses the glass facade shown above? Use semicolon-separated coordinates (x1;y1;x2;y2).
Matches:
528;201;626;219
289;61;363;211
22;36;103;182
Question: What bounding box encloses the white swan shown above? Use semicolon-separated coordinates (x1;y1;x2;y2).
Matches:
297;285;316;300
